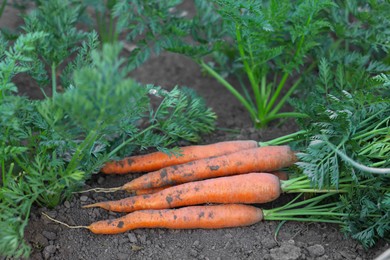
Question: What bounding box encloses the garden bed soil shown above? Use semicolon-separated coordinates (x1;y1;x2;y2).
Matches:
1;2;389;260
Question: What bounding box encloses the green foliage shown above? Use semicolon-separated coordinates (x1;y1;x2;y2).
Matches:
0;36;216;258
0;32;47;96
166;0;335;127
82;0;119;44
339;183;390;248
113;0;190;70
22;0;92;96
60;31;100;89
107;0;390;130
22;0;87;66
279;52;390;247
325;0;390;59
294;58;390;188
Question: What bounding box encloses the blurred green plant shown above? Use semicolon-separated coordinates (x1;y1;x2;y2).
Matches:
161;0;335;127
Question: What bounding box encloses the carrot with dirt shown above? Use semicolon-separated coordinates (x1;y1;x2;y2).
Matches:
83;172;340;213
96;145;297;193
101;140;259;174
127;171;289;195
45;204;264;234
45;193;344;235
130;186;170;196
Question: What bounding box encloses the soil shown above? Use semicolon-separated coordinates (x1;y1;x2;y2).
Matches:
1;2;389;260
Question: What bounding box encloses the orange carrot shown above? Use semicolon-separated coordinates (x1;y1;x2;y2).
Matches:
101;140;258;174
130;186;170;196
89;204;263;234
45;204;263;234
83;172;281;213
129;171;288;195
113;145;296;192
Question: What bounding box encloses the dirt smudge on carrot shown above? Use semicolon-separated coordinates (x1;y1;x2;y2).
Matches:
209;165;220;171
166;196;173;205
126;158;134;166
160;169;168;179
117;221;124;228
117;160;125;168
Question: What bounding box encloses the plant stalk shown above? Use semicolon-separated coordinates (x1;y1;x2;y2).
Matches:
51;63;57;97
199;60;257;122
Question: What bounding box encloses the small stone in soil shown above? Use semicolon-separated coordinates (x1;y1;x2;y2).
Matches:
307;244;325;257
192;240;200;248
42;231;57;240
261;239;278;249
97;176;105;184
131;245;143;251
128;233;138;243
34;233;49;247
189;249;198;257
64;201;71;208
43;245;56;255
80;195;89;202
270;242;302;260
338;250;356;259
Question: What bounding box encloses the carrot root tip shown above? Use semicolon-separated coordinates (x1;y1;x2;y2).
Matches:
42;212;88;229
73;187;122;194
82;203;99;209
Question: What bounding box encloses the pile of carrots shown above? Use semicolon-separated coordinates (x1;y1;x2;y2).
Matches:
46;140;315;234
64;140;305;234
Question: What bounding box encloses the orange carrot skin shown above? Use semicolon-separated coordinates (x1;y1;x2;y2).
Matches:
130;171;287;196
122;145;297;191
85;173;281;213
101;140;258;174
88;204;263;234
130;186;170;196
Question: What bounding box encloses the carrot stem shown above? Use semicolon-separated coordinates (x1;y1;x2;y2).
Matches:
51;63;57;97
235;25;262;119
262;193;345;224
199;60;258;123
259;130;307;146
325;140;390;174
107;124;157;158
263;216;343;224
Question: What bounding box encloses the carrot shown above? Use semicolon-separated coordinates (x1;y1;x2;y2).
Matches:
107;145;296;192
44;204;263;234
128;171;288;196
83;172;282;212
130;186;169;196
100;140;258;174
